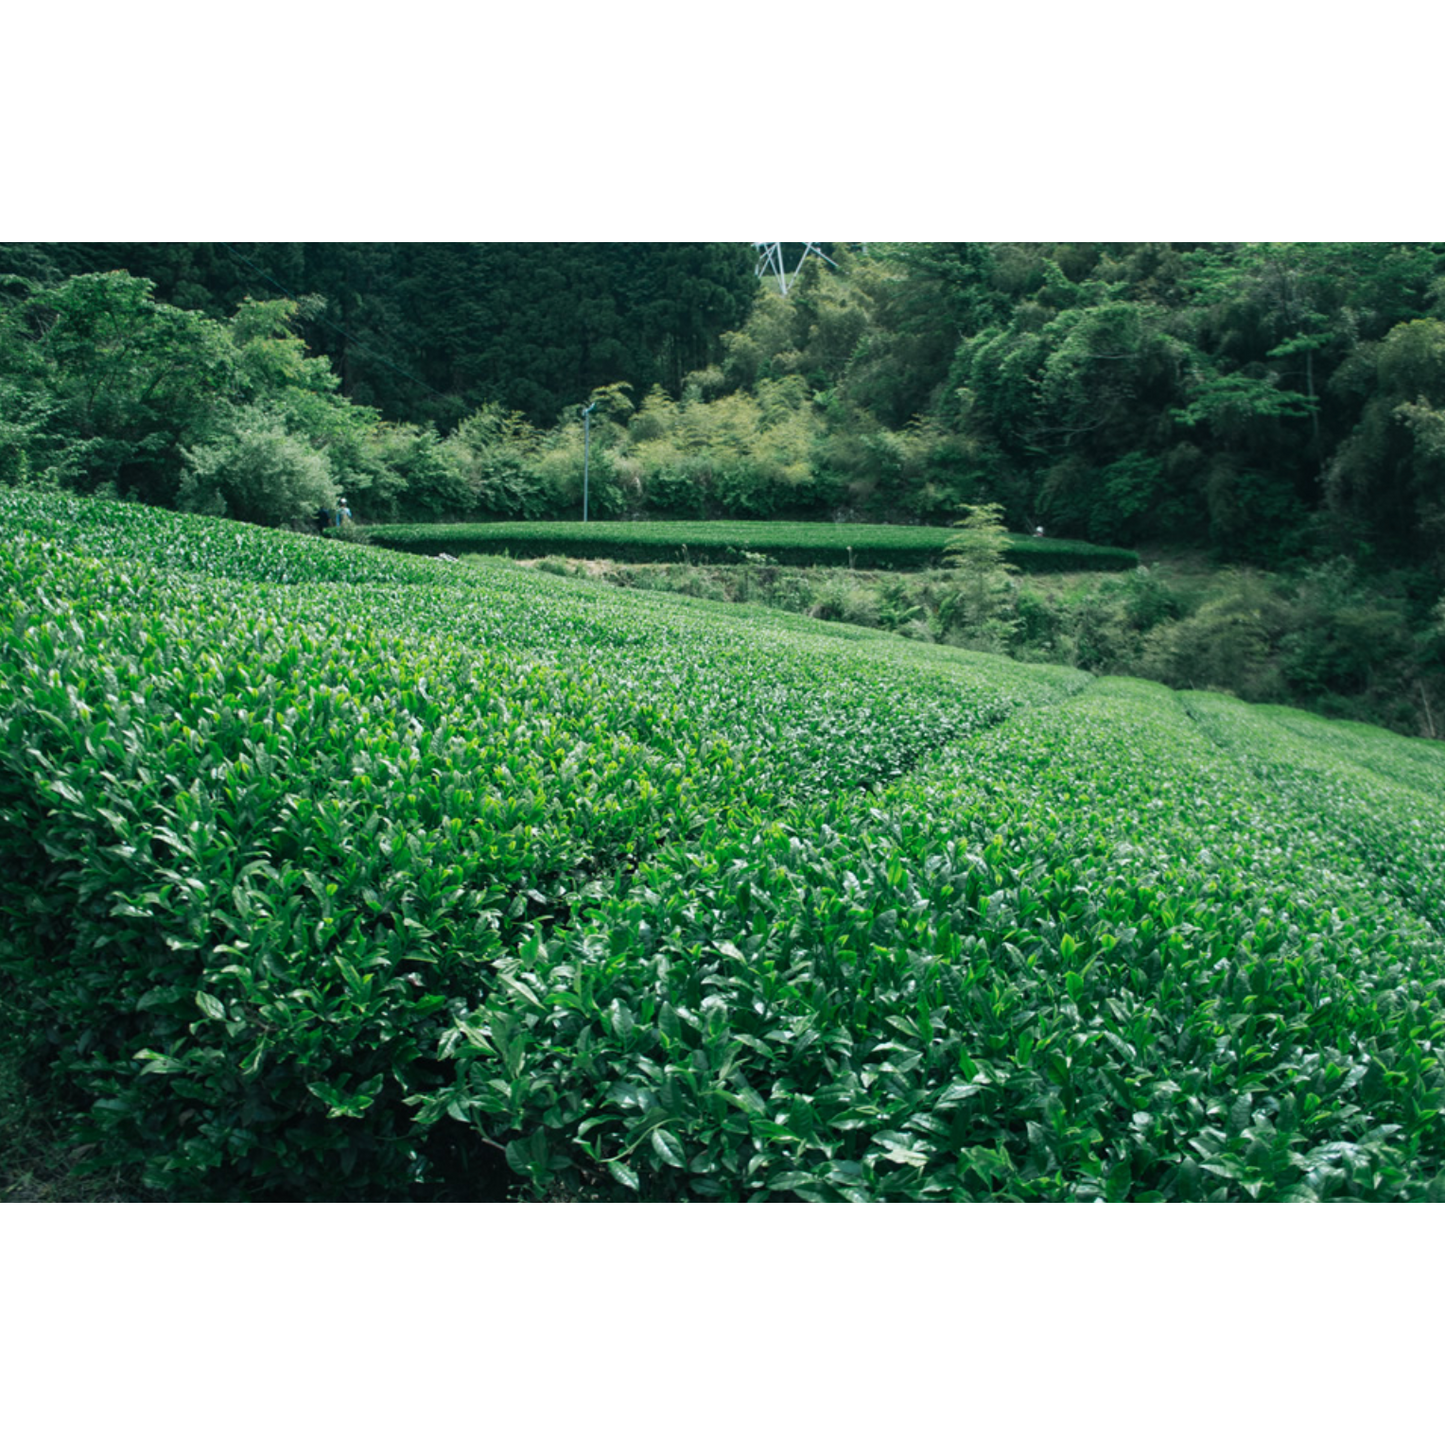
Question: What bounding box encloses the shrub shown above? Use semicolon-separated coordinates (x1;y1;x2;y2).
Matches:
376;425;472;522
178;408;336;527
809;574;879;628
1138;572;1289;698
641;464;710;518
359;520;1138;573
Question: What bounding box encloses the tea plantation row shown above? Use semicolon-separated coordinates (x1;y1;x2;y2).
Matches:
2;491;1442;1200
356;519;1141;573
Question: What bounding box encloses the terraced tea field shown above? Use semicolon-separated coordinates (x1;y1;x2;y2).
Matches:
3;491;1443;1200
357;519;1140;573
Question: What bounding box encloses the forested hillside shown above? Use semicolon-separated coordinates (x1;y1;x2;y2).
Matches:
6;241;1444;568
0;243;757;426
649;243;1445;571
4;241;1445;736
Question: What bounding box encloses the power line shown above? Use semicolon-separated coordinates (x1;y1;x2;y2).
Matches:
218;241;452;404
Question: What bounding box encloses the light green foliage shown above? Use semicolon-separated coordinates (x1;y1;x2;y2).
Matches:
621;375;827;518
474;674;1445;1201
944;501;1016;573
0;270;234;505
362;423;469;522
0;491;1072;1197
544;549;1438;737
8;491;1445;1202
939;503;1020;652
178;406;337;525
5;472;1445;1202
1171;369;1318;432
0;272;444;523
442;404;550;518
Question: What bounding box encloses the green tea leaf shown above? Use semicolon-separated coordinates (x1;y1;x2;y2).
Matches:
195;991;226;1020
650;1128;685;1168
608;1159;640;1192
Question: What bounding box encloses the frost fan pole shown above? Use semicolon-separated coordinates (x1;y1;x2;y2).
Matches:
581;399;598;522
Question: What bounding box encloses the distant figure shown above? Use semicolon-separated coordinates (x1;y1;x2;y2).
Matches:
1034;525;1045;538
336;497;352;526
315;505;332;531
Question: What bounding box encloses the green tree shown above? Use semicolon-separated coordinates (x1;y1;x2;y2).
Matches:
1325;318;1445;562
177;407;336;526
0;270;235;504
944;500;1016;572
939;502;1020;652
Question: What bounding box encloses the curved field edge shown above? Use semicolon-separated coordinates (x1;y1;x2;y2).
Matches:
1;490;1443;1201
355;519;1140;573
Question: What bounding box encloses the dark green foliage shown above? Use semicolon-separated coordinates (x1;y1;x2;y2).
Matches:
177;408;336;525
0;272;439;524
359;520;1140;573
1325;319;1445;562
4;244;759;428
569;552;1443;739
1135;561;1439;733
1;490;1063;1198
677;241;1445;566
13;242;1445;590
0;270;235;504
418;678;1445;1202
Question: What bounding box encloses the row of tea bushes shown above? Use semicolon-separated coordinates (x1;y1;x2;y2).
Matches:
357;519;1141;574
0;492;1079;1197
440;679;1445;1200
3;490;1441;1200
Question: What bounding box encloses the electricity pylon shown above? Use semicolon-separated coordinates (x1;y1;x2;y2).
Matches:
753;243;836;296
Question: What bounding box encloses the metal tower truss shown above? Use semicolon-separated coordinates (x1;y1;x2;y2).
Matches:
753;243;836;296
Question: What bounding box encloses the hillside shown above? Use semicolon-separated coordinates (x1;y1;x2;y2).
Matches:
3;491;1444;1201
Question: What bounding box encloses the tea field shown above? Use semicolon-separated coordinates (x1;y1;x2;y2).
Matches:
356;518;1140;573
3;490;1444;1200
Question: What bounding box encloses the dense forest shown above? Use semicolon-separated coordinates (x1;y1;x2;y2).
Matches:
5;241;1445;563
0;242;758;426
4;241;1445;732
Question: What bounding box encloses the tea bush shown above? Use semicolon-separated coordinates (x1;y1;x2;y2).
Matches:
3;490;1443;1200
357;519;1140;574
0;491;1074;1197
456;681;1445;1200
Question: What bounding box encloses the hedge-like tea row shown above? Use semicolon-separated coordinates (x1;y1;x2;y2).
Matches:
2;491;1442;1201
0;492;1076;1198
356;520;1141;574
455;680;1445;1201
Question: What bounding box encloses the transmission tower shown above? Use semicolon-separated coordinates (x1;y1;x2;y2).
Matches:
753;243;836;296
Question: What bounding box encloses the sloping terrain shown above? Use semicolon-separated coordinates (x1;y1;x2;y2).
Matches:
2;491;1442;1200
